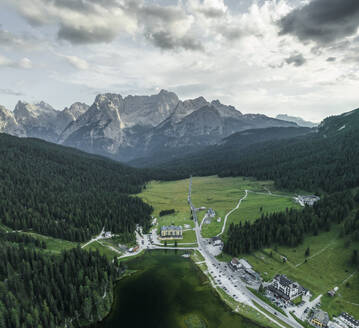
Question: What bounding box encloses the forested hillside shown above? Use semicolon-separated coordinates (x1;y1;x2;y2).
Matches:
0;239;118;328
0;133;154;328
154;108;359;194
0;133;153;241
224;191;358;256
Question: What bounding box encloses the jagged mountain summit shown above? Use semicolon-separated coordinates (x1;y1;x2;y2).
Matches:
0;105;25;136
0;101;90;142
276;114;318;128
1;90;297;162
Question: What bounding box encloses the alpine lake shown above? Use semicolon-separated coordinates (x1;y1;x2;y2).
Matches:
91;250;261;328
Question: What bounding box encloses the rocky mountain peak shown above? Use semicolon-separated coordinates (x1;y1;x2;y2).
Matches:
0;104;25;136
210;100;242;116
14;100;56;118
63;102;89;119
158;89;174;96
0;105;10;116
94;94;124;110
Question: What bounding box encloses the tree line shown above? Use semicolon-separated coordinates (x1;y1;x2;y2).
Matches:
159;209;175;217
224;191;356;256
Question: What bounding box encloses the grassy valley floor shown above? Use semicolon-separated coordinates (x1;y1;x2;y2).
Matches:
137;176;300;238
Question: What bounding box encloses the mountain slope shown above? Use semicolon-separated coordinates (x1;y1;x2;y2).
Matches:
0;133;153;241
137;126;312;172
151;108;359;193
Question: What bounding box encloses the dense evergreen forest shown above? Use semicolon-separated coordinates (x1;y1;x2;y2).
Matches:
0;239;118;328
153;109;359;194
221;111;359;257
0;134;154;241
224;191;358;256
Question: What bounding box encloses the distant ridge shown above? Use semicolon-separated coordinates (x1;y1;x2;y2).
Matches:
276;114;318;128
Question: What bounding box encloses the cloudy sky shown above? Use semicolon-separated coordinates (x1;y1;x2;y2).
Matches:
0;0;359;122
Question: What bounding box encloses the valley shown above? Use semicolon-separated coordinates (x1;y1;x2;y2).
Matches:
4;173;357;328
2;2;359;327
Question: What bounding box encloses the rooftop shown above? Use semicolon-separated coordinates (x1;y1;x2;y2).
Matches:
312;309;329;325
274;274;293;287
161;225;183;231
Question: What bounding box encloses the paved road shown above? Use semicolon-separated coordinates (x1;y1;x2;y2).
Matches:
188;177;303;328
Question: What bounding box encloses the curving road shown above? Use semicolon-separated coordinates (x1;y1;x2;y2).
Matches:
217;190;248;237
188;177;303;328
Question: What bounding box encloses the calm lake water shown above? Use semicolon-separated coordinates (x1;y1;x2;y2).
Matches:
92;250;260;328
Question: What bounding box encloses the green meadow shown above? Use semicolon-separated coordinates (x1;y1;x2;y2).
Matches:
138;175;300;238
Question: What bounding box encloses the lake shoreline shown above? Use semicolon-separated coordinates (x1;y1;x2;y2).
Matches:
86;249;265;328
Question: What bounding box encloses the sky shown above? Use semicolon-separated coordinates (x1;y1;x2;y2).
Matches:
0;0;359;122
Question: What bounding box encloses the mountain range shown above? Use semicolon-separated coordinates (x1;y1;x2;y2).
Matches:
0;90;303;162
276;114;318;128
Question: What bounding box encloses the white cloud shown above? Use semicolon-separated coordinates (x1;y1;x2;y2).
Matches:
18;57;32;69
0;55;32;69
61;54;89;70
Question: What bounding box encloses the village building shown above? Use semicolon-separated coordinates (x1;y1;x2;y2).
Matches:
230;258;241;270
211;236;223;247
338;313;359;328
160;225;183;239
229;258;260;281
204;217;211;224
310;309;329;328
268;274;306;301
207;208;215;217
128;245;139;253
327;287;338;297
295;195;320;207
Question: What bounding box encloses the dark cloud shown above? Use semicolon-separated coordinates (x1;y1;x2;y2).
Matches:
198;7;225;18
40;0;119;15
0;88;24;96
285;53;306;66
326;57;336;62
146;31;204;51
136;3;186;23
132;3;204;51
216;25;243;41
279;0;359;45
58;24;117;44
13;0;203;51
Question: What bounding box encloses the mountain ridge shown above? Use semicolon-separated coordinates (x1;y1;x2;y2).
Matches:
276;114;318;128
0;90;297;162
